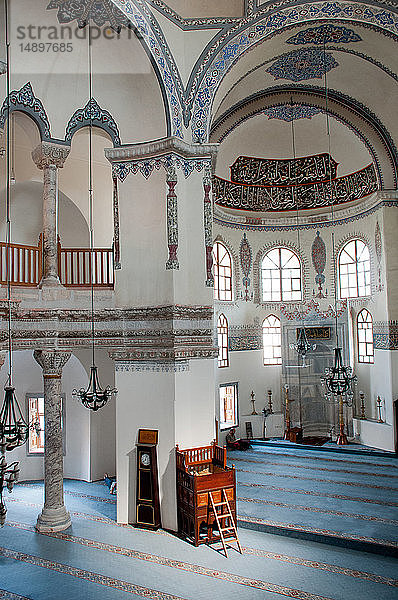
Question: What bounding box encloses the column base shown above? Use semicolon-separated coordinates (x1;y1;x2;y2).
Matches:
39;275;62;288
36;506;71;533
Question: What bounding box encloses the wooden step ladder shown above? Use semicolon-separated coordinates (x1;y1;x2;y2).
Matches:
208;490;242;558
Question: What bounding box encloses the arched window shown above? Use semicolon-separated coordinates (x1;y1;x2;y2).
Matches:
263;315;282;365
261;247;302;302
217;314;229;367
213;242;232;301
339;239;371;298
357;309;374;363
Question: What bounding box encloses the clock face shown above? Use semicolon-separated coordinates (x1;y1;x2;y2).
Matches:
140;452;150;467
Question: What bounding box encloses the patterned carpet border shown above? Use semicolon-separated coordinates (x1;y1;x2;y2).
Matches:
231;456;398;479
238;481;398;507
0;591;31;600
0;547;188;600
237;495;398;525
238;516;398;548
6;521;398;591
0;543;338;600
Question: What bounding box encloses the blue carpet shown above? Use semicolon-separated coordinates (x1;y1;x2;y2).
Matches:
1;449;398;600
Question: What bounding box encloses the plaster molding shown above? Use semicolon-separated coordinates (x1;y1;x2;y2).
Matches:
32;142;71;169
105;137;218;162
115;360;190;372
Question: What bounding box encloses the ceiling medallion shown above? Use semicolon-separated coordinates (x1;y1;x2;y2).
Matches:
47;0;130;31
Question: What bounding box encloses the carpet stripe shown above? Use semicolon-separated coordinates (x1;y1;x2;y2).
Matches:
237;482;398;507
235;468;398;491
240;450;398;469
238;516;398;547
231;456;398;478
237;496;398;524
7;522;398;589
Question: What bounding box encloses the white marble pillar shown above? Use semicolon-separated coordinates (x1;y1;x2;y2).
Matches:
32;142;70;287
33;349;71;532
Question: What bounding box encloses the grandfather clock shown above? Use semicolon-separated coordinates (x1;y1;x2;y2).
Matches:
135;429;161;530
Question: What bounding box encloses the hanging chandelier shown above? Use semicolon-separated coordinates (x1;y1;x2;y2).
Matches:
73;23;116;411
291;327;316;362
0;0;28;527
321;347;356;400
319;36;356;443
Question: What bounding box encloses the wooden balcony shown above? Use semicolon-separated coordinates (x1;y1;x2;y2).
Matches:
0;237;114;289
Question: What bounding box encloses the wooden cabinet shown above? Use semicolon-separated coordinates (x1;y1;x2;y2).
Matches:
176;442;237;546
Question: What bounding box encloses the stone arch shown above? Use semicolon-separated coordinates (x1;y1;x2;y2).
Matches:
253;238;310;305
65;99;122;146
210;86;397;189
0;83;51;141
190;5;398;142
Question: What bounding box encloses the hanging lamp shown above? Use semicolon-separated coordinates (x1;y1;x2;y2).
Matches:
287;99;315;368
72;23;116;411
319;36;356;443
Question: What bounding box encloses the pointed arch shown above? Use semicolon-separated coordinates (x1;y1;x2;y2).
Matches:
217;313;229;367
0;83;51;141
65;99;122;146
357;308;374;363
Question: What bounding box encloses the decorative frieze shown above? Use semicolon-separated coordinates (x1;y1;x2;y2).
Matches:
213;164;378;212
115;360;189;373
0;305;216;359
230;153;337;186
374;321;398;350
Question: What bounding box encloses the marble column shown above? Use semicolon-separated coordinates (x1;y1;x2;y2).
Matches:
32;142;70;287
33;349;71;532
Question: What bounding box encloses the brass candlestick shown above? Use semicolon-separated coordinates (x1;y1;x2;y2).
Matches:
376;396;383;422
267;389;273;414
283;385;290;440
250;390;258;415
336;393;348;445
359;391;366;420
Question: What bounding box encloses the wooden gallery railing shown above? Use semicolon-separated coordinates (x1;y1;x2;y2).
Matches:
58;241;114;288
0;236;42;287
0;235;114;289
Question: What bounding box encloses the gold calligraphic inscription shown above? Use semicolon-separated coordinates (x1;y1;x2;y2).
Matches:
296;327;331;339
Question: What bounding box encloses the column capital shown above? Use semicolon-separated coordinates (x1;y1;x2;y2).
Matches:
33;349;71;378
32;142;70;169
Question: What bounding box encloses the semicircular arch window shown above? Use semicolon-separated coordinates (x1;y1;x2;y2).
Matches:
261;247;302;302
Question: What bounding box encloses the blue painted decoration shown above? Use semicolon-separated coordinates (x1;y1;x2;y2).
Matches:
262;104;322;122
47;0;129;31
286;24;362;45
266;48;339;82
